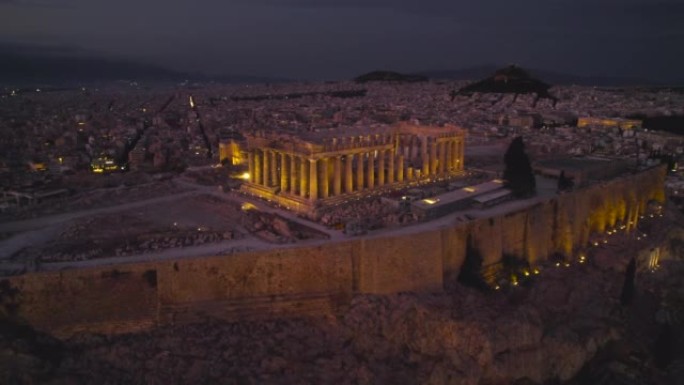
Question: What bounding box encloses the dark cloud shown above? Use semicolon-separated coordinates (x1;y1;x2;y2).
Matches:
0;0;682;81
0;0;74;8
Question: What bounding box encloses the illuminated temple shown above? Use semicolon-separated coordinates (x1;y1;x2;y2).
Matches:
240;122;466;215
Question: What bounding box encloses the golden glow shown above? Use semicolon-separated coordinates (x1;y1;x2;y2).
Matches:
493;179;503;184
240;172;251;180
189;96;195;108
463;187;476;193
422;198;440;205
241;202;257;211
523;270;530;277
92;168;104;173
533;268;540;275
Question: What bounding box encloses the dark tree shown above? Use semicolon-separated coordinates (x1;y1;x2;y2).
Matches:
654;324;675;369
620;257;637;306
458;237;489;291
0;279;21;319
503;136;536;197
557;170;574;192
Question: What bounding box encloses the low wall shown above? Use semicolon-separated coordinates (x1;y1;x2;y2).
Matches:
2;166;666;337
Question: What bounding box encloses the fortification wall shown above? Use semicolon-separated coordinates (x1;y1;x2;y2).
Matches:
469;166;666;265
5;264;159;337
2;166;666;337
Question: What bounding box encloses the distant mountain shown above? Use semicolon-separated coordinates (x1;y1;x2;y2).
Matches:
452;65;557;102
420;66;660;87
354;70;428;83
0;43;286;86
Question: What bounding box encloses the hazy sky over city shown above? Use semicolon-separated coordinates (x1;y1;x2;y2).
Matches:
1;0;683;81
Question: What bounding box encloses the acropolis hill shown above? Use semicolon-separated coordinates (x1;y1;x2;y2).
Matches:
2;163;668;337
1;76;684;384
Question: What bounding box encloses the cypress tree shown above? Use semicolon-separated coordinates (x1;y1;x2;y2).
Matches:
503;136;536;197
620;257;637;306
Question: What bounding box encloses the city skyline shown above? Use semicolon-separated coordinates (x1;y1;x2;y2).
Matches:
1;0;683;82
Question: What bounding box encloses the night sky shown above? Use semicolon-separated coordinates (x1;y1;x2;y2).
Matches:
1;0;683;81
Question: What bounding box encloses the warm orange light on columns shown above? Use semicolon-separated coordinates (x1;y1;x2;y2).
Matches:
300;158;308;198
333;156;342;196
309;159;318;200
356;153;365;190
345;154;354;193
319;158;329;199
378;150;385;186
367;153;375;189
387;150;395;184
262;150;270;186
280;152;289;192
247;151;255;183
290;155;298;195
254;150;262;185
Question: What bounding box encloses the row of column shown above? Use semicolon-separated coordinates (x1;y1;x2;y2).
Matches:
395;137;464;175
247;143;464;201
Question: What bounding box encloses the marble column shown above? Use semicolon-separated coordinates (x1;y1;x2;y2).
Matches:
422;146;430;177
290;155;298;195
253;150;262;185
414;137;420;159
333;156;342;196
387;150;395;184
430;141;438;175
262;150;270;186
345;154;354;193
367;152;375;189
396;154;404;182
356;153;365;190
445;140;453;172
300;157;309;198
280;153;289;192
377;150;385;186
439;142;446;174
270;151;278;187
319;158;329;199
247;151;255;183
309;159;318;200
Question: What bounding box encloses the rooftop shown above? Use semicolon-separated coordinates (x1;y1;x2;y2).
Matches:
412;179;505;210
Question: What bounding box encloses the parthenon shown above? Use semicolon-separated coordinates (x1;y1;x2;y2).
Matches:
240;122;466;215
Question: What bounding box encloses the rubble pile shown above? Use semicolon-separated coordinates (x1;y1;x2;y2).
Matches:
243;210;328;243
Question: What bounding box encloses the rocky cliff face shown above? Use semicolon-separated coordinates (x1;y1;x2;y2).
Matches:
2;246;656;385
